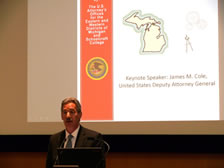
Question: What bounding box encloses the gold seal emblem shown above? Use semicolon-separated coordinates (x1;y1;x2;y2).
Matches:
86;57;108;80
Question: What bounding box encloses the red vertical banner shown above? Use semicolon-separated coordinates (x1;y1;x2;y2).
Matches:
80;0;113;120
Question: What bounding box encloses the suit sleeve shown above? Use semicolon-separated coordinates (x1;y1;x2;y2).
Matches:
95;133;106;168
81;129;106;168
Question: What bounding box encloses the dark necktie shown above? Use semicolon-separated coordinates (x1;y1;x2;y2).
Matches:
65;134;73;148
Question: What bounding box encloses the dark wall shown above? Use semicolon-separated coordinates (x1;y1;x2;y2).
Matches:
1;135;224;153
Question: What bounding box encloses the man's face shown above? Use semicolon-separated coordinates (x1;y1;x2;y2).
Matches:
61;102;82;133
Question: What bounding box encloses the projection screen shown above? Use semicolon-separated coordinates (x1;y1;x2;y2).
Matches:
0;0;223;135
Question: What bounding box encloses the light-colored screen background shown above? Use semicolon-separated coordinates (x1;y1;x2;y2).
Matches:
0;0;223;134
113;0;219;121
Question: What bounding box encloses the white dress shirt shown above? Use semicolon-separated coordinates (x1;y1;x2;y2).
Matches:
64;125;80;148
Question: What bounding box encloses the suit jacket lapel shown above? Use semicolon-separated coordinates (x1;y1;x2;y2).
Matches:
75;125;87;147
58;130;66;148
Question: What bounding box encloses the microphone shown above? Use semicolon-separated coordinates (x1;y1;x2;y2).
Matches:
87;137;110;156
54;137;67;166
59;137;67;148
103;140;110;156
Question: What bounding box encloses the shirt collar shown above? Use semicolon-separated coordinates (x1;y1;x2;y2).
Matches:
65;125;80;139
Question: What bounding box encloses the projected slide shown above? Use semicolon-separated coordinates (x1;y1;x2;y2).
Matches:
28;0;219;122
79;0;219;121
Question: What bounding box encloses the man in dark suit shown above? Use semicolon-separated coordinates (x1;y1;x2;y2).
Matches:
46;97;106;168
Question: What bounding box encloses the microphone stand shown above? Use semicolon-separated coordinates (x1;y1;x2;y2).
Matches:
54;137;67;166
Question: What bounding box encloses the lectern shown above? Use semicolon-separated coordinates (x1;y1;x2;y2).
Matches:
53;147;103;168
53;165;79;168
